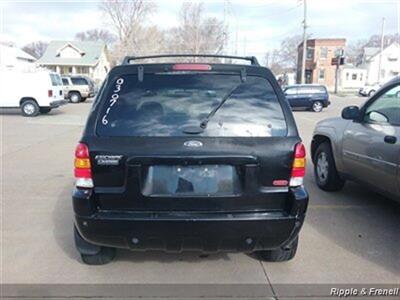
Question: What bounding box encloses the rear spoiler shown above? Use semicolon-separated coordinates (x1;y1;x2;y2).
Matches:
122;54;260;66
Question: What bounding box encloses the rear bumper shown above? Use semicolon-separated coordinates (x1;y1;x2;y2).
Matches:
49;99;68;108
73;187;308;253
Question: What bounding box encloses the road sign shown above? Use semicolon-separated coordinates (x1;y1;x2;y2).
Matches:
331;57;345;66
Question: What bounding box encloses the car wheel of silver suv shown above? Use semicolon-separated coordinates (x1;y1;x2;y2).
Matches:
314;142;345;191
69;92;81;103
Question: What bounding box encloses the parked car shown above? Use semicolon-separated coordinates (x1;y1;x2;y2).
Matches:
62;75;95;103
312;76;400;201
358;83;381;97
283;84;330;112
0;70;67;117
72;54;309;265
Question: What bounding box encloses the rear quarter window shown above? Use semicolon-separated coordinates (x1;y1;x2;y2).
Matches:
71;77;89;85
298;86;327;94
96;73;288;137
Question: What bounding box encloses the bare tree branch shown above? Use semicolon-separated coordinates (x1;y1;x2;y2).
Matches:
165;2;228;60
22;41;48;59
75;29;117;45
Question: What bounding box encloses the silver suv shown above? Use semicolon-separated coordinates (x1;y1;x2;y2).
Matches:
61;75;95;103
312;76;400;201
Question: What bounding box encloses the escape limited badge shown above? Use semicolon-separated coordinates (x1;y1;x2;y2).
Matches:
95;155;123;166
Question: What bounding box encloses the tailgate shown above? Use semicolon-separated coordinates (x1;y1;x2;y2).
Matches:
88;137;299;212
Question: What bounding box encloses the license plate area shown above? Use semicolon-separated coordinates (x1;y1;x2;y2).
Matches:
141;165;242;197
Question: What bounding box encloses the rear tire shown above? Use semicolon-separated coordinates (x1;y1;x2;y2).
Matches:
69;92;81;103
39;107;52;114
314;142;345;191
311;101;323;112
81;247;116;265
368;90;375;97
254;236;298;262
21;100;40;117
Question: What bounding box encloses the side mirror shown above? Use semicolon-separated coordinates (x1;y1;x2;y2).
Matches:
342;106;360;120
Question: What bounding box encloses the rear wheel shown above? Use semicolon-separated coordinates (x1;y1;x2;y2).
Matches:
311;101;323;112
314;142;345;191
69;92;81;103
21;100;40;117
368;90;375;97
39;107;52;114
81;247;116;265
254;236;298;262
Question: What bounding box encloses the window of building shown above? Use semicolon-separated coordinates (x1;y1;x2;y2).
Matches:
306;48;313;60
346;72;349;80
360;73;363;81
381;69;385;79
352;73;357;80
320;47;328;59
319;69;325;80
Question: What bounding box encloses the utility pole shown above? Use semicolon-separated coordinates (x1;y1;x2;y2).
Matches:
377;17;385;83
397;1;399;42
301;0;307;84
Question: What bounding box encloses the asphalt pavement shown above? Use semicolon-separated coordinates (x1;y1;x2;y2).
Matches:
1;94;399;299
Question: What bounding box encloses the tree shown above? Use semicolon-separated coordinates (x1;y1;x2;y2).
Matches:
263;35;302;75
22;41;48;59
165;2;228;59
278;35;302;70
264;50;285;75
346;33;400;65
75;29;117;45
345;39;368;65
100;0;156;45
99;0;157;61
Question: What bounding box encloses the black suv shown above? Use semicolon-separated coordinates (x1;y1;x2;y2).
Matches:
73;54;309;265
283;84;330;112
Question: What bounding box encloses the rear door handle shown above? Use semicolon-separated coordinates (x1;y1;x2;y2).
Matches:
384;135;397;144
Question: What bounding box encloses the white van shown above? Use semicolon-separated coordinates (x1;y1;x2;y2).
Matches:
0;70;67;117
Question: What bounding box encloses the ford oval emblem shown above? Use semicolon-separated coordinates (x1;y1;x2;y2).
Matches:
184;140;203;147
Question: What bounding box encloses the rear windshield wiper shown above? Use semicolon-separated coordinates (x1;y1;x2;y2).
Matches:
181;82;244;135
182;69;247;135
199;82;243;130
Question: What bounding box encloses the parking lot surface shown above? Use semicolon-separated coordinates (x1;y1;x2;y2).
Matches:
2;95;399;298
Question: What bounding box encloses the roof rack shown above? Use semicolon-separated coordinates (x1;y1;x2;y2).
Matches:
122;54;260;66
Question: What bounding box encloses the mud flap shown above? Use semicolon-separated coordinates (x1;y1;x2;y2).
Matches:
74;226;101;255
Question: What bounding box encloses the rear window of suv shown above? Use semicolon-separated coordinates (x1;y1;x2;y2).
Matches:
50;74;62;86
96;73;287;137
71;77;89;85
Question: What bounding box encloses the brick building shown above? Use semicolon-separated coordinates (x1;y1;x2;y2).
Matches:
297;38;346;90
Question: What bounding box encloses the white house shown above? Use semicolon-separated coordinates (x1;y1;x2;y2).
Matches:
36;41;110;82
338;65;367;91
0;44;36;71
357;42;400;85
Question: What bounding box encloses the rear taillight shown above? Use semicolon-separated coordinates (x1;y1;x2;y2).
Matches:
48;90;53;97
74;143;93;188
290;143;306;187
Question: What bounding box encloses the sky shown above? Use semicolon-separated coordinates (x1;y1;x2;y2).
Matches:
1;0;399;62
